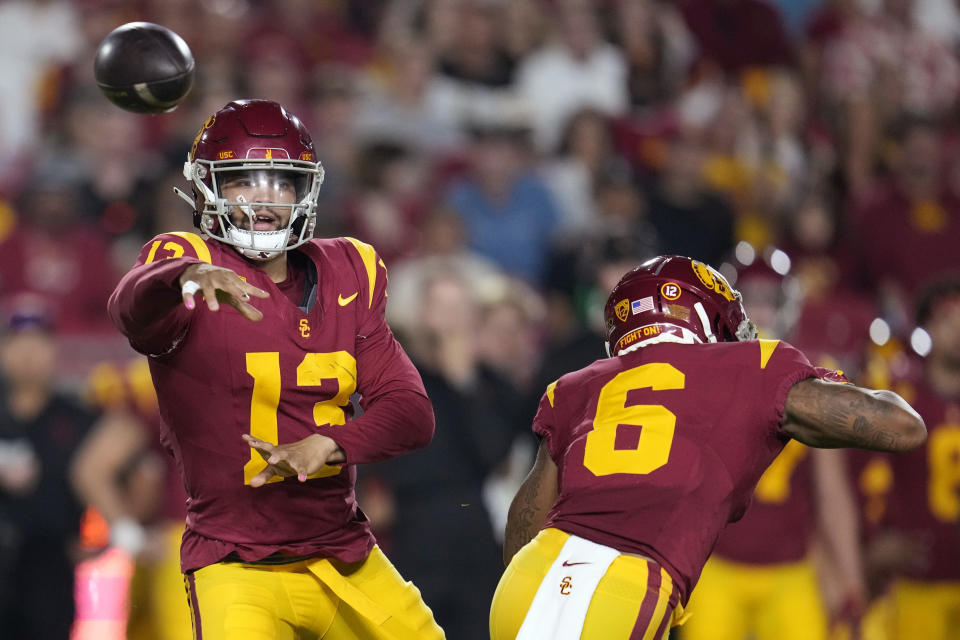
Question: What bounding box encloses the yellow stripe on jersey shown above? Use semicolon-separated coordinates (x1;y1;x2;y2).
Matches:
345;237;379;308
546;381;558;407
759;339;780;370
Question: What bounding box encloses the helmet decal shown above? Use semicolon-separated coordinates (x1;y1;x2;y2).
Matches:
604;255;756;356
660;282;682;300
692;260;737;302
664;304;690;322
190;113;216;160
615;299;630;322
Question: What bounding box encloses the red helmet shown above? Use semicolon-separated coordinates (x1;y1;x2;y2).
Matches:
604;255;757;356
175;99;325;260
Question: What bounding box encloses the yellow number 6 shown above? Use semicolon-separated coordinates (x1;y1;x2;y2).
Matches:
584;363;684;476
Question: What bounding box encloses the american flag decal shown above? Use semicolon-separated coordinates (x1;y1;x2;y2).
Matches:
631;296;654;314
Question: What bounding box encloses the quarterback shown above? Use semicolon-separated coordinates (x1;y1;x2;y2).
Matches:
108;100;443;639
490;255;926;640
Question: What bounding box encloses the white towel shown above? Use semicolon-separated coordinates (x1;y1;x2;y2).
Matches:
515;535;621;640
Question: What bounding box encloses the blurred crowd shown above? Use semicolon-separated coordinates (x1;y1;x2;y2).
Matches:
0;0;958;638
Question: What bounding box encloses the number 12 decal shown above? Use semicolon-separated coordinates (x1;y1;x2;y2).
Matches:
584;363;684;476
243;351;357;485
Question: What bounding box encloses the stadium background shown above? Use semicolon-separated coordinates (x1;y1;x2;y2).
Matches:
0;0;958;638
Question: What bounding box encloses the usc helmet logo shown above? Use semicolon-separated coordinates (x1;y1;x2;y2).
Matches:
615;299;630;322
692;261;737;302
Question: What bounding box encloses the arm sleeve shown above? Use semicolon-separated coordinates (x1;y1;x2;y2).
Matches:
313;239;434;464
107;233;207;357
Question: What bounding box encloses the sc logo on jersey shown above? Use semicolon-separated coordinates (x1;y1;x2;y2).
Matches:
559;577;573;596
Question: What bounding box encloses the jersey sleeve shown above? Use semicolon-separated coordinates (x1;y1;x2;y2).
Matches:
532;379;562;461
754;339;819;438
107;232;212;357
312;238;434;465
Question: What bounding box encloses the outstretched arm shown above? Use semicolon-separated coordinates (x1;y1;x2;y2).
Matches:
504;440;558;566
108;236;268;355
783;378;926;452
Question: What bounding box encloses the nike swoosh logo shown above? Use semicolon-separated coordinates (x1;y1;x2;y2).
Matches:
562;561;591;567
338;292;358;306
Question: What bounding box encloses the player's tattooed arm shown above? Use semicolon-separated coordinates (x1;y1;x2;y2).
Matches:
504;440;558;566
783;379;926;452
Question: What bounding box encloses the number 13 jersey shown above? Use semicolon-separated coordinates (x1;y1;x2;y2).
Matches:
108;232;432;572
534;339;817;604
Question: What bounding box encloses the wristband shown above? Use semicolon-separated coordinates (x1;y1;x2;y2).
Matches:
110;517;146;556
181;280;201;296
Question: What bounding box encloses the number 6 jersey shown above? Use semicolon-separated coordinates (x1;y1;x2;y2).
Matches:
534;339;818;604
108;232;434;572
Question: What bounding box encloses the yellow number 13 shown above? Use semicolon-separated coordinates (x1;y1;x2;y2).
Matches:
584;363;684;476
243;351;357;485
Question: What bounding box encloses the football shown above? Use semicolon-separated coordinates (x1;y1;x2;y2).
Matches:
93;22;195;114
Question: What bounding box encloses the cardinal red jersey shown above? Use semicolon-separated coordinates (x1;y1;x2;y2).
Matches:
108;232;432;572
534;339;818;603
852;365;960;582
712;440;814;564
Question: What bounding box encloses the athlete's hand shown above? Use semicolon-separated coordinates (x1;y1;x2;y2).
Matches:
242;433;346;488
179;263;269;322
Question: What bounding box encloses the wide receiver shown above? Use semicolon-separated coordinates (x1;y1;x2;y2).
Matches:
108;100;444;640
489;255;926;640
